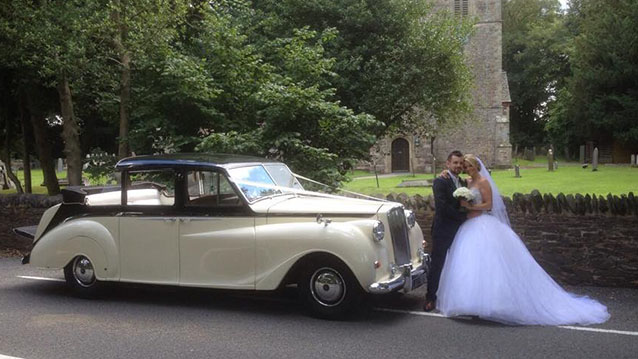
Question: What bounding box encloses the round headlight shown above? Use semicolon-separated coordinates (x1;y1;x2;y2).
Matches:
372;221;385;241
405;210;416;228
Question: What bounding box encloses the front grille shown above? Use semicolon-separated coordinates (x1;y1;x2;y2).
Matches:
387;207;411;265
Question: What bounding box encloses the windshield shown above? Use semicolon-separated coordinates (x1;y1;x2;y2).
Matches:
228;165;302;202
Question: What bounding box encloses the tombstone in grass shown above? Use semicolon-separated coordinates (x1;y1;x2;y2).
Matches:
514;164;521;178
547;149;554;172
579;145;585;164
57;158;64;173
631;154;636;167
0;160;8;189
592;147;599;172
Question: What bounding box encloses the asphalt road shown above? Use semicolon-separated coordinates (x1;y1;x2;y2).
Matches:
1;258;637;359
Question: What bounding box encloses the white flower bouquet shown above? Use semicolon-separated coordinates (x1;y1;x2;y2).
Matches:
453;187;475;202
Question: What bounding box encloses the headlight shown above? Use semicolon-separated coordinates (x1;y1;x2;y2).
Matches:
405;209;416;228
372;221;385;241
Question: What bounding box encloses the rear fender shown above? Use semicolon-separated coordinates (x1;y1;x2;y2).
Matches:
29;219;119;280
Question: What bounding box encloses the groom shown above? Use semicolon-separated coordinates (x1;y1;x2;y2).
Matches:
424;150;468;312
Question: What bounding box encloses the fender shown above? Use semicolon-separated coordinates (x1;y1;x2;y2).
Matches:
29;218;119;281
254;219;385;291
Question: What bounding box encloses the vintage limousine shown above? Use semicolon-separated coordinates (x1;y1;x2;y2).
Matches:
18;154;430;318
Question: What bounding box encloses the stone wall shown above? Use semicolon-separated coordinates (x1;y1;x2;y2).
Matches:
386;191;638;288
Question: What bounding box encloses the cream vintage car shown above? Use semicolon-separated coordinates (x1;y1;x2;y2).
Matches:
18;154;430;318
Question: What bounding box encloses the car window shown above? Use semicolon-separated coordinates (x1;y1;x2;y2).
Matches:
186;170;241;207
126;170;175;206
264;164;304;190
227;165;287;202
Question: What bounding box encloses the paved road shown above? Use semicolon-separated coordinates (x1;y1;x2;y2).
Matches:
1;258;637;359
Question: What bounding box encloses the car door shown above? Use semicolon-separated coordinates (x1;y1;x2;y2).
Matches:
178;170;256;289
118;169;180;284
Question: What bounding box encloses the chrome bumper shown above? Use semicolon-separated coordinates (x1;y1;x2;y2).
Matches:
368;253;431;294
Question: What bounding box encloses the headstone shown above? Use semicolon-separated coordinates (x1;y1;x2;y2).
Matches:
514;164;521;178
548;149;554;172
631;154;636;167
592;147;599;171
57;158;64;173
579;145;585;163
0;160;8;189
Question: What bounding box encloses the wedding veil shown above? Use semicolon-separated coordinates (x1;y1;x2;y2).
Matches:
476;157;510;227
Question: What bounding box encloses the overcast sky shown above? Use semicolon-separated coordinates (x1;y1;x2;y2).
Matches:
559;0;569;9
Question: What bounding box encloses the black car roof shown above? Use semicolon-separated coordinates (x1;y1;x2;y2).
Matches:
114;153;281;171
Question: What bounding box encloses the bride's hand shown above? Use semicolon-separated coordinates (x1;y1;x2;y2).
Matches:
459;200;471;209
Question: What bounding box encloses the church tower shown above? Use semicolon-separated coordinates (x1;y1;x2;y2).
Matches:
366;0;512;173
433;0;512;168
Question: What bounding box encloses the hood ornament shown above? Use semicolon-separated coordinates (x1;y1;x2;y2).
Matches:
316;214;332;227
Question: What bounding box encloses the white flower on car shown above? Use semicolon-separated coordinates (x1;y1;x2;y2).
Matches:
453;187;475;202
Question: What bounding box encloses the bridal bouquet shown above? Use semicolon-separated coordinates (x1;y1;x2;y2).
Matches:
453;187;475;202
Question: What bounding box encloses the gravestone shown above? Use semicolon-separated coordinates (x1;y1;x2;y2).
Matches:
57;158;64;173
0;160;8;189
547;149;554;172
579;145;585;163
514;164;521;178
592;147;599;171
631;154;636;167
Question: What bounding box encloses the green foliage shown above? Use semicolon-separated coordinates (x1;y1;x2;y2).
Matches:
251;0;474;133
83;148;118;185
503;0;568;149
554;0;638;147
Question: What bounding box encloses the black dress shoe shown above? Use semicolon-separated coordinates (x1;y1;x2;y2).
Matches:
423;300;435;312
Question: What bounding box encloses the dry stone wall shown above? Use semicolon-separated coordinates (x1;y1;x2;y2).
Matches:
385;191;638;288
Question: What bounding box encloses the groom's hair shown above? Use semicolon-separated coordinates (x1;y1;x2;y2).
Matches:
447;150;463;160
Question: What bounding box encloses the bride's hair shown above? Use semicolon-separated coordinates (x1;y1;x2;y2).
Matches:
463;154;481;171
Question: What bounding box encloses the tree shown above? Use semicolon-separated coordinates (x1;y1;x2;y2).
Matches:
251;0;474;134
193;7;382;185
550;0;638;150
503;0;569;150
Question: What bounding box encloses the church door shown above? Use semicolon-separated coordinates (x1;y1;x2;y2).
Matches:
391;138;410;172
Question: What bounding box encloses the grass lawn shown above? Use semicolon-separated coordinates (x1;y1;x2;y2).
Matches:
0;170;66;195
343;165;637;197
2;165;635;198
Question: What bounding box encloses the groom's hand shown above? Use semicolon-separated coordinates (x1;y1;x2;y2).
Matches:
439;170;449;178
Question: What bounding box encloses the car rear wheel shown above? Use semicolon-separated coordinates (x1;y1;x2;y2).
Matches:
64;255;101;297
299;256;362;319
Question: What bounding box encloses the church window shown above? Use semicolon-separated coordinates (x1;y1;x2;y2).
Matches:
454;0;469;17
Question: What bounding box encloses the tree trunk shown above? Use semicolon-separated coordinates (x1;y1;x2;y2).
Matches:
18;90;31;192
118;51;131;158
1;112;23;193
57;74;83;185
27;94;60;196
113;0;131;159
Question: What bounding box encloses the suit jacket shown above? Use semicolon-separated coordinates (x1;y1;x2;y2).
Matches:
431;175;467;240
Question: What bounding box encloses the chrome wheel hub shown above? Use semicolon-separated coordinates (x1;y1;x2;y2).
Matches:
310;268;346;307
73;256;96;287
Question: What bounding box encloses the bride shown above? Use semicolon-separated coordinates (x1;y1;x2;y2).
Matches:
436;154;610;325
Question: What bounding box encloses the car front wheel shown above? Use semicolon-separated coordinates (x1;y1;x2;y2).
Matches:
299;257;362;319
64;255;101;297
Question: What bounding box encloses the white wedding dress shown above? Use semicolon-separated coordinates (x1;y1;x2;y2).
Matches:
437;186;610;326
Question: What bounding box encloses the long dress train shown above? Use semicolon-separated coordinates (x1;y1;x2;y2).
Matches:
437;188;610;326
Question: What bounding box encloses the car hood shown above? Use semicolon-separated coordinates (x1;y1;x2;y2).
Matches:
250;194;386;215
